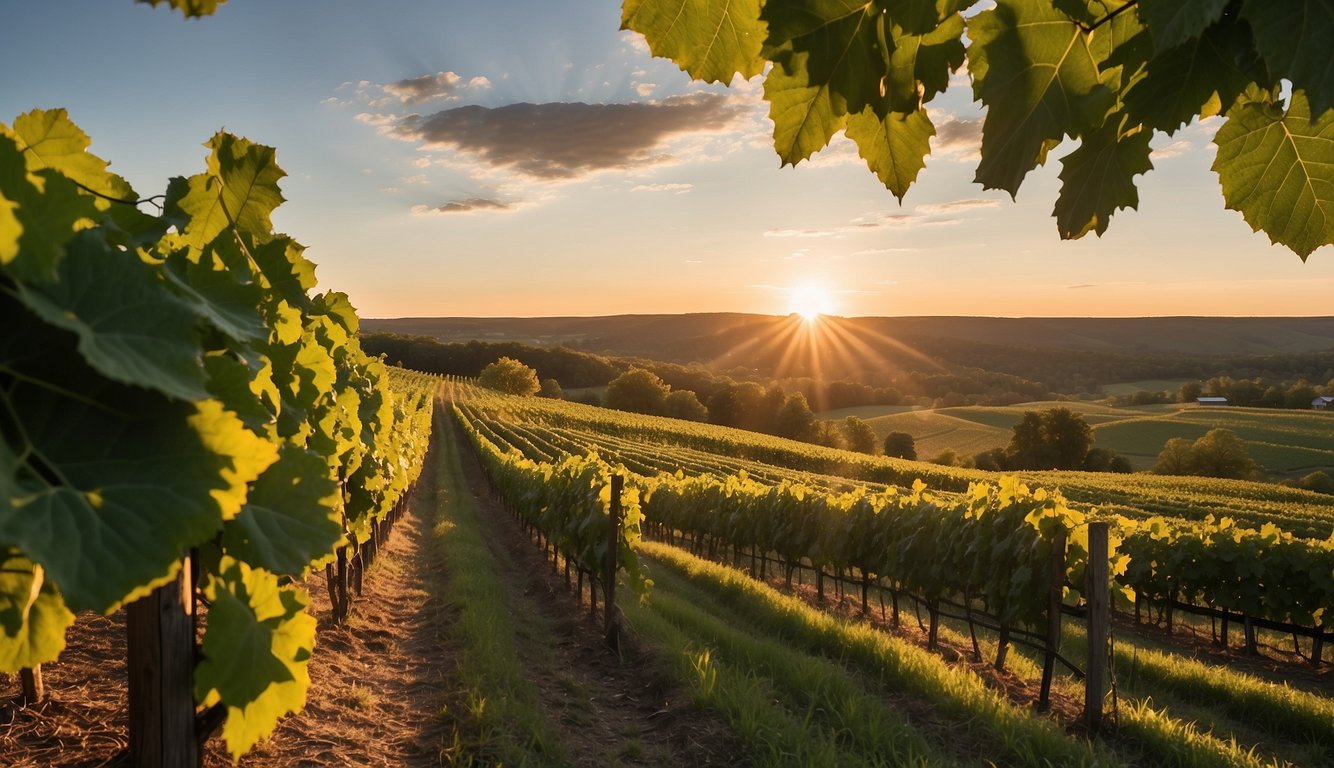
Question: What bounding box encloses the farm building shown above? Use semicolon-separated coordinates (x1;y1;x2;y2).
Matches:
1314;396;1334;410
1196;397;1229;406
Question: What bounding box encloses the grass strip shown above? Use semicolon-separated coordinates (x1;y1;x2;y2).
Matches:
625;602;900;766
640;541;1111;767
432;409;563;765
1116;700;1279;768
634;567;949;766
935;605;1333;757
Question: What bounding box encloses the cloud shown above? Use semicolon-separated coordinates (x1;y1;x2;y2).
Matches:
932;114;983;160
1066;284;1097;290
387;93;746;179
1150;139;1193;160
849;212;961;229
915;198;1000;214
631;182;692;194
385;72;462;104
764;228;838;238
413;197;514;215
765;211;961;239
635;83;657;97
850;247;921;256
355;112;399;129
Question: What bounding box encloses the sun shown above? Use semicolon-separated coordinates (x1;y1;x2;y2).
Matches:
788;283;835;321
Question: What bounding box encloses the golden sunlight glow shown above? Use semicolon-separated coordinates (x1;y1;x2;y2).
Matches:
787;283;836;321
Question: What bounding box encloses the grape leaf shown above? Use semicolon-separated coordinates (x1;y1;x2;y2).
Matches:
195;558;315;760
1212;90;1334;259
204;353;276;433
1054;117;1153;238
0;134;97;283
621;0;766;84
765;4;885;164
844;107;935;201
885;0;971;36
164;249;268;343
250;236;317;309
968;0;1116;196
177;133;286;251
136;0;227;18
1118;17;1262;134
1240;0;1334;117
761;0;868;48
221;446;341;576
0;191;18;265
882;13;966;111
16;230;211;402
6;109;136;203
0;556;75;671
0;297;272;612
311;291;360;336
1137;0;1229;52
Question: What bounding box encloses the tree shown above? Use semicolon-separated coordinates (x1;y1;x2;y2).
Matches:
663;389;708;422
1227;378;1263;407
774;392;817;442
706;382;769;429
1284;382;1319;409
1188;428;1262;480
929;448;961;467
479;357;540;396
814;420;845;450
1179;381;1203;403
1082;447;1132;473
883;431;917;461
1153;438;1196;475
605;367;669;415
841;416;878;454
1004;408;1094;470
972;447;1008;472
538;378;563;399
623;0;1334;259
705;387;742;427
1293;470;1334;495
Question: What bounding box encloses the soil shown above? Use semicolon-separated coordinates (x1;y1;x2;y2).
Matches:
2;432;740;767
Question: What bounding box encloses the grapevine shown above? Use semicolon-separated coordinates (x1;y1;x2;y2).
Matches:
0;109;435;758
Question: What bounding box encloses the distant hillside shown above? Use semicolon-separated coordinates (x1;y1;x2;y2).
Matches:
363;314;1334;356
363;314;1334;394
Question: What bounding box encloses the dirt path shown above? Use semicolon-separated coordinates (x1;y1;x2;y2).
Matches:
203;464;453;766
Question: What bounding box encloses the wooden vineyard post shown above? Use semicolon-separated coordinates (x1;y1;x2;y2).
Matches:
18;666;43;704
127;554;199;768
1038;529;1066;711
1084;522;1110;733
605;474;624;650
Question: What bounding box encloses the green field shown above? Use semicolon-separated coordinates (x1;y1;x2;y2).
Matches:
824;402;1334;476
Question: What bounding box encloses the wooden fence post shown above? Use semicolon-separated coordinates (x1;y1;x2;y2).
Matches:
1084;522;1110;733
127;554;198;768
18;666;43;704
605;474;624;650
1038;529;1066;711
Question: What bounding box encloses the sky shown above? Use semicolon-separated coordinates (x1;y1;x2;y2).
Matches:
3;0;1331;319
